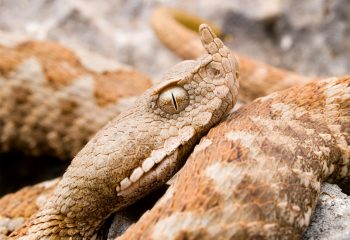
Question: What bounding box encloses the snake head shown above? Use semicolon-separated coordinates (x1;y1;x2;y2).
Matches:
25;24;239;239
113;24;239;197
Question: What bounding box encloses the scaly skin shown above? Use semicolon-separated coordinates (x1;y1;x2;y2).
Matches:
0;179;59;238
11;24;239;239
118;76;350;240
0;38;151;159
151;6;315;102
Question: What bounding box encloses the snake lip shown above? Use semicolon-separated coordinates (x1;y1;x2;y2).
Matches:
116;149;180;197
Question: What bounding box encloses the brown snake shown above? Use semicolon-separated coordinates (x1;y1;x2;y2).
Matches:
0;8;349;240
8;24;239;239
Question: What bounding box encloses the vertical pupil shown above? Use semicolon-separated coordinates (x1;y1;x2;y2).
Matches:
171;92;178;110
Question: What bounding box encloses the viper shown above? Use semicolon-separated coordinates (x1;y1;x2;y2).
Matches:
0;7;349;240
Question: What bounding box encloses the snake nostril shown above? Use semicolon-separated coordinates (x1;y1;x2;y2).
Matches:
207;68;221;78
214;69;220;76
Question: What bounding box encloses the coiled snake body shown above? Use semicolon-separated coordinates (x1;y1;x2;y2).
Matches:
0;8;349;240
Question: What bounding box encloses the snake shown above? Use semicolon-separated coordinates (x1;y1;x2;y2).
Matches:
0;6;349;240
8;24;238;239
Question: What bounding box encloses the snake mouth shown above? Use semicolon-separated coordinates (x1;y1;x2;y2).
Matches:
116;125;196;198
116;150;180;198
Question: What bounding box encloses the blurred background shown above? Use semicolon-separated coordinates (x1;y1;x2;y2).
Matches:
1;0;350;195
0;0;349;78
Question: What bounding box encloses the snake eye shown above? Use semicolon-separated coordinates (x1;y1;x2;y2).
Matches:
157;86;189;114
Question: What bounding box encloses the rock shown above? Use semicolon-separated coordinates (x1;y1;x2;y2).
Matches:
223;0;350;77
106;211;135;239
303;183;350;240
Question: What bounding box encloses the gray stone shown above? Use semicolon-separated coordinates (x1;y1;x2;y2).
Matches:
223;0;350;77
303;183;350;240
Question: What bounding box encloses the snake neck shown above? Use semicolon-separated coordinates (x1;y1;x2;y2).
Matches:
19;207;102;239
18;173;121;239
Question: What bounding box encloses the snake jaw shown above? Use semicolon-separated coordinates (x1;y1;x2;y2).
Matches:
116;124;196;197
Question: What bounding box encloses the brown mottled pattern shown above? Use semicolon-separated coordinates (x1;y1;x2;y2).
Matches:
118;76;350;240
0;180;57;219
0;40;151;159
94;70;153;106
0;179;59;238
9;24;238;239
0;41;83;86
151;6;315;102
